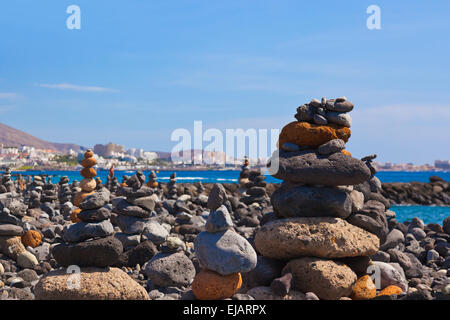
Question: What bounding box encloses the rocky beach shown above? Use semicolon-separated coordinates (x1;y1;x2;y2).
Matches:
0;98;449;301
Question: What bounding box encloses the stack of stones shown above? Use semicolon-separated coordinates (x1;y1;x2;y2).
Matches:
106;173;120;193
111;171;167;261
57;176;72;204
252;97;386;300
192;186;257;300
35;151;148;300
240;169;269;206
0;169;15;193
147;171;158;188
40;178;57;210
238;157;250;187
167;173;178;199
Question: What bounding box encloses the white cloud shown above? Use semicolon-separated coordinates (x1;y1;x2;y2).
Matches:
37;83;118;93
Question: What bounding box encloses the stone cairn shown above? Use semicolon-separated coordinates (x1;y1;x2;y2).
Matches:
167;172;178;199
35;149;149;300
240;169;270;206
0;169;15;193
238;156;250;187
105;166;120;193
57;176;72;204
111;171;167;266
147;170;158;188
191;183;257;300
252;97;391;300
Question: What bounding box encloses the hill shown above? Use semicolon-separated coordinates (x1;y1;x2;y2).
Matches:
0;122;85;153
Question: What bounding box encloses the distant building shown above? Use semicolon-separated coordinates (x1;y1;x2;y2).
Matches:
93;142;125;158
435;160;450;170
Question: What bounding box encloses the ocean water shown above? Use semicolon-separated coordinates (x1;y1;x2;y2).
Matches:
4;169;450;224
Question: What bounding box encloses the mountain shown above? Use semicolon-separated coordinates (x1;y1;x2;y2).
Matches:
0;122;85;153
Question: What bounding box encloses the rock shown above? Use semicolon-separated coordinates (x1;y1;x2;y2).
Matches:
116;240;158;267
78;192;108;210
281;142;300;152
347;210;389;243
113;214;151;234
378;285;403;297
142;221;169;245
327;112;352;127
77;207;111;222
17;251;39;268
113;198;152;218
79;178;96;192
0;236;26;259
242;256;284;288
205;205;233;233
326;100;354;112
283;257;357;300
317;139;346;155
409;228;426;241
350;190;364;212
207;184;228;210
254;217;379;260
443;217;450;235
313;114;328;125
246;286;306;300
305;292;319;300
34;267;149;300
295;104;315;122
0;224;23;236
278;121;351;149
52;236;123;267
271;150;371;186
113;233;140;250
369;176;382;193
380;229;405;251
128;196;156;211
195;229;257;275
192;270;242;300
0;262;4;275
351;275;377;300
371;251;390;263
270;273;292;296
63;220;114;243
144;252;195;287
271;184;353;219
370;261;408;292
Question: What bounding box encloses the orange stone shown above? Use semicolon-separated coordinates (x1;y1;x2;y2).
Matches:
80;178;96;192
121;182;128;187
80;157;97;168
377;285;403;297
70;208;82;223
278;121;351;149
351;275;377;300
21;230;42;248
72;191;95;207
84;150;94;158
147;182;158;188
81;167;97;179
192;269;242;300
341;150;352;156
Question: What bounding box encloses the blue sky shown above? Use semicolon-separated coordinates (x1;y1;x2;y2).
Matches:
0;0;449;164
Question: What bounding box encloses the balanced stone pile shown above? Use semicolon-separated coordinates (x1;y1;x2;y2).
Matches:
35;150;148;300
167;173;178;199
147;170;158;188
0;169;15;193
238;156;250;187
240;169;269;206
192;186;257;299
111;171;167;266
253;97;390;299
57;176;72;204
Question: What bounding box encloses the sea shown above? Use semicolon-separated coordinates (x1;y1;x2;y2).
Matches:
5;169;450;225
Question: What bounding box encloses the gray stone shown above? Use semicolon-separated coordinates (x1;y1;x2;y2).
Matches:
195;229;257;275
409;228;426;241
295;104;314;122
427;249;439;262
205;205;233;233
313;114;328;125
78;207;111;222
142;221;169;244
281;142;300;152
371;261;408;292
380;229;405;251
271;184;353;219
144;252;195;287
207;184;228;210
52;236;123;267
317;139;345;155
79;191;109;210
113;198;152;218
371;251;390;263
369;176;382;193
112;214;152;234
128;196;156;211
271;150;371;186
0;224;23;236
325;100;354;112
62;220;114;243
114;232;141;249
326;112;352;127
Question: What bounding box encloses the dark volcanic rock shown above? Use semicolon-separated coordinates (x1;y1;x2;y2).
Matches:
52;236;123;267
271;150;371;186
115;240;158;267
271;184;352;219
